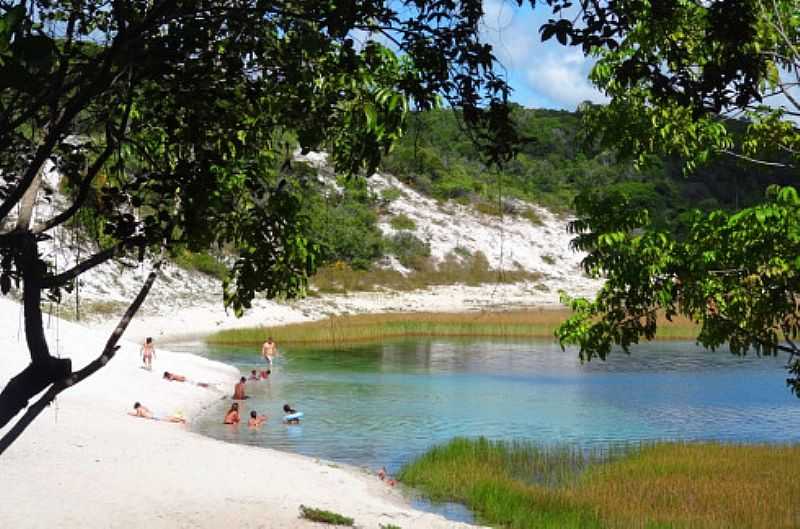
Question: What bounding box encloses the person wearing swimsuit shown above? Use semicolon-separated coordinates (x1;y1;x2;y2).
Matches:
141;337;155;370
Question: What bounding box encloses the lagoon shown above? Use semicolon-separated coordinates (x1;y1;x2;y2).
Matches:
179;339;800;476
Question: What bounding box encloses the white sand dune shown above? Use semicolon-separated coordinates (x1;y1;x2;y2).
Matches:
0;297;481;528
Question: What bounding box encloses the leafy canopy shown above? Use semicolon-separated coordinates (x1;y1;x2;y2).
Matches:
545;0;800;395
0;0;528;450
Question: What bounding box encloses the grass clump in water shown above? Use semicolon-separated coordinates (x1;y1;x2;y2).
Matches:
207;309;699;346
298;505;354;526
400;438;800;529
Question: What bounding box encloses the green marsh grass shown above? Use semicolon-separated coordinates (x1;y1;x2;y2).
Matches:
298;505;354;526
400;438;800;529
207;310;699;345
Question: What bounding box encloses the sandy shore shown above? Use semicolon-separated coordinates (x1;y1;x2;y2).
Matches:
0;297;481;528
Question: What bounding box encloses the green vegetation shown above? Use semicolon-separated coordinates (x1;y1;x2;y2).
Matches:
206;310;698;346
302;183;386;270
389;213;416;231
549;0;800;396
173;251;228;280
401;438;800;529
310;250;539;294
383;232;430;269
0;0;528;450
298;505;354;526
380;107;792;234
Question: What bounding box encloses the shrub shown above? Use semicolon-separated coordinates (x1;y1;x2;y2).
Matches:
474;200;503;216
521;207;544;225
173;250;228;280
380;186;402;203
389;213;416;231
385;232;431;269
541;254;557;266
303;185;385;270
298;505;354;526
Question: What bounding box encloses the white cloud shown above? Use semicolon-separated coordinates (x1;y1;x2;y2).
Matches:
524;49;608;109
479;3;607;110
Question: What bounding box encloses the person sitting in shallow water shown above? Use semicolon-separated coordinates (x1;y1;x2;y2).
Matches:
248;369;260;381
224;402;240;425
128;402;186;423
248;410;267;427
233;376;248;400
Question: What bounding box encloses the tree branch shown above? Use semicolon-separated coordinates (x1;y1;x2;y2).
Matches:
0;265;160;456
720;149;793;168
35;81;136;234
40;241;128;289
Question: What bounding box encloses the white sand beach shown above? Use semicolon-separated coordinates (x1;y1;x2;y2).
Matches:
0;297;482;528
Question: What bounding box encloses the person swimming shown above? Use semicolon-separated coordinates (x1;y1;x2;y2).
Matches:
224;402;240;425
248;410;267;427
282;403;302;424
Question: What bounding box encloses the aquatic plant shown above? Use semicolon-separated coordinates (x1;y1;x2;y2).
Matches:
400;438;800;529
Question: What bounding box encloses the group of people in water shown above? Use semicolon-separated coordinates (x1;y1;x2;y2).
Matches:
132;335;302;427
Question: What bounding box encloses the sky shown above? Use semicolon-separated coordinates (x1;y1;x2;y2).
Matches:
479;0;608;110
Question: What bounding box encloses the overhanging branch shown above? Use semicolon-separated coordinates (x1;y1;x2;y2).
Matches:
40;242;128;289
0;265;160;457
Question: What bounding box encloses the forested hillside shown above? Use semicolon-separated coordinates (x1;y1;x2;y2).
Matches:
381;106;795;230
167;106;795;289
65;105;794;297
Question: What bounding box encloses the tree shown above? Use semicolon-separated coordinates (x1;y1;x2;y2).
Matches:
540;1;800;394
0;0;524;454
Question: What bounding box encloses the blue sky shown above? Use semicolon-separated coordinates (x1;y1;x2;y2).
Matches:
480;0;607;110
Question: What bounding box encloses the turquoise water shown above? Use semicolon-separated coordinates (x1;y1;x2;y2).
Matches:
181;339;800;477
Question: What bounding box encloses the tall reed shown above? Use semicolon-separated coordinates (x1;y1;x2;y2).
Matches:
400;438;800;529
207;310;699;345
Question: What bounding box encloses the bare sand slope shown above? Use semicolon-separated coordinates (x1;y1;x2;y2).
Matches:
0;298;479;529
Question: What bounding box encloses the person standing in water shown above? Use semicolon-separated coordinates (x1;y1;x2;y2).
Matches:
261;336;278;367
141;337;155;370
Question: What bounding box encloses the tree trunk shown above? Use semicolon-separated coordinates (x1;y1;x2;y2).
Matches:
0;233;71;429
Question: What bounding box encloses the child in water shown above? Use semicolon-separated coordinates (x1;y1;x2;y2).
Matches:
283;403;302;424
248;410;267;427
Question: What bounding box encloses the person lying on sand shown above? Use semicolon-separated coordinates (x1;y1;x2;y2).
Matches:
377;466;396;486
248;410;267;427
128;402;186;423
163;371;210;388
233;376;248;400
224;402;240;425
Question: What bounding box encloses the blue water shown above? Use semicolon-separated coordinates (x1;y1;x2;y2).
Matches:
180;339;799;476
